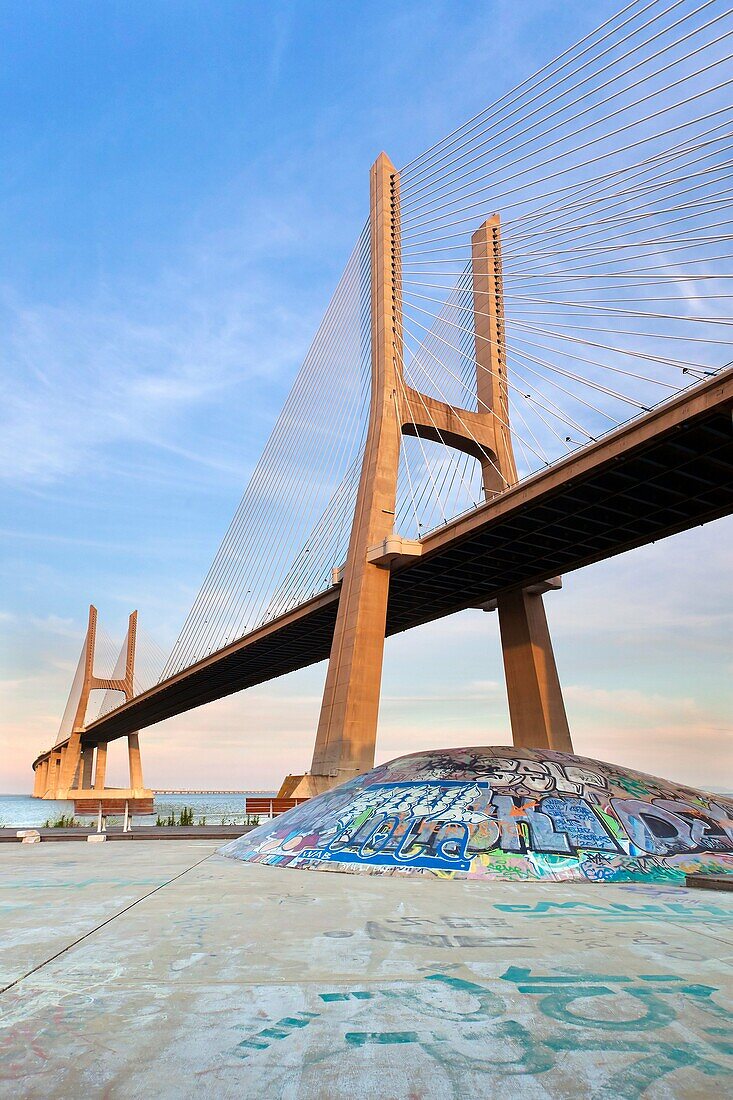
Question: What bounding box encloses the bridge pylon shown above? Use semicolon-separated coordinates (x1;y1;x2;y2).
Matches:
286;153;571;798
32;605;152;811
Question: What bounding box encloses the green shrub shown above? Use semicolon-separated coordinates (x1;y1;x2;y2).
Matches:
43;813;79;828
155;807;195;827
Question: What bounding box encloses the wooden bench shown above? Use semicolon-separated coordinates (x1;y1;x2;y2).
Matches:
245;797;309;817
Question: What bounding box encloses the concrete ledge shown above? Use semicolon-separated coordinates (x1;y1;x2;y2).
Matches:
0;825;258;843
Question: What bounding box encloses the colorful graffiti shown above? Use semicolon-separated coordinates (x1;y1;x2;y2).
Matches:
220;748;733;882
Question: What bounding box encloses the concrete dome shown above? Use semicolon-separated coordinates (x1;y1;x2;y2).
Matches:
220;747;733;882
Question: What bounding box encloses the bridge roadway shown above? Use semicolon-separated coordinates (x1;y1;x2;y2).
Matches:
62;370;733;751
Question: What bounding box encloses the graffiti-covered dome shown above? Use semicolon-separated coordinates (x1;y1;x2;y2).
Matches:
220;747;733;883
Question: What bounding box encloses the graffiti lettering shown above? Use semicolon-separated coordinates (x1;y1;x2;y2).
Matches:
221;749;733;881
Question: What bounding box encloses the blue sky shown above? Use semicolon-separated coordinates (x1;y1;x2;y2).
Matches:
1;0;730;793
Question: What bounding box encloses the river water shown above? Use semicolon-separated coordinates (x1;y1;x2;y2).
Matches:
0;792;275;828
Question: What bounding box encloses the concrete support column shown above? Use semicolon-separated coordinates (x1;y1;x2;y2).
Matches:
81;747;94;789
57;731;82;794
497;587;572;751
128;734;144;789
47;751;62;799
94;743;108;790
52;749;63;797
44;756;54;798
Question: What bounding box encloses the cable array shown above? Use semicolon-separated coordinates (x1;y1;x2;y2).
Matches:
161;225;372;678
55;640;87;744
96;624;168;718
392;0;733;535
133;626;169;696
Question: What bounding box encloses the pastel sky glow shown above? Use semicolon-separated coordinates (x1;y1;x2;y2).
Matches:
1;0;731;794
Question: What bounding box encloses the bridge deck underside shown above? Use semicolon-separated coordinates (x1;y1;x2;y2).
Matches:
79;400;732;747
387;409;732;632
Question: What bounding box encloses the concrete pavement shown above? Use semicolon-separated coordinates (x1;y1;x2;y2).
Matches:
1;841;731;1097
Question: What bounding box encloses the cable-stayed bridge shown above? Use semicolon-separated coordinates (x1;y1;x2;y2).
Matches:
33;0;733;804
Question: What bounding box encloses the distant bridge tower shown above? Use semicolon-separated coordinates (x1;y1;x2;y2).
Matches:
32;605;152;811
288;154;571;796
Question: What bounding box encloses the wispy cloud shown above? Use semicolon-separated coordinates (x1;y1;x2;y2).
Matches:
27;613;78;638
0;163;337;491
0;270;309;485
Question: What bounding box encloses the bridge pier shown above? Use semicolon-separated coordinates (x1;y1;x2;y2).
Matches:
57;730;82;795
32;756;46;797
49;751;62;796
497;587;572;752
81;747;94;788
94;743;108;789
127;734;144;789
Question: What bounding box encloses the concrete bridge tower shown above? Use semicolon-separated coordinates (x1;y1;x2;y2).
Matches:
287;154;571;798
